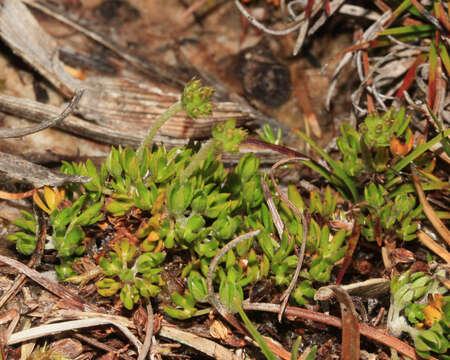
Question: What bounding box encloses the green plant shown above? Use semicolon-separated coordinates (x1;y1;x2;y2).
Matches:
7;186;102;265
96;238;165;310
136;79;215;161
257;124;283;145
387;269;449;358
294;108;449;246
308;224;347;283
414;301;450;359
8;77;447;359
11;80;319;315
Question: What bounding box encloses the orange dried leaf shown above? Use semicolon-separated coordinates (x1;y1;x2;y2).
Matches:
146;231;160;242
422;294;444;327
33;189;51;214
209;320;230;340
390;133;414;156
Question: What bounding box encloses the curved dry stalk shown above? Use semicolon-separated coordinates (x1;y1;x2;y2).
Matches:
260;177;284;240
0;89;84;138
234;0;303;36
50;310;135;328
7;318;142;352
269;157;309;322
138;302;154;360
206;230;261;335
293;19;309;56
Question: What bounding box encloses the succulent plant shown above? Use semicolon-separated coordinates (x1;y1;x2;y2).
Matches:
7;80;447;360
96;238;166;310
8;186;102;260
359;108;410;148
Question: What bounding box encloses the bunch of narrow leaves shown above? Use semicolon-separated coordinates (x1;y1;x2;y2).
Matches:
294;108;449;245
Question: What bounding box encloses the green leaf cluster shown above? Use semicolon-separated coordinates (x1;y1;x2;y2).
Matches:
7;188;102;269
388;269;448;341
97;238;165;310
414;298;450;359
359;108;410;148
388;268;449;359
291;108;450;246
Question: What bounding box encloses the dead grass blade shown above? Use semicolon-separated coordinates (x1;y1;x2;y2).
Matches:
7;318;142;353
411;165;450;246
260;177;284;240
269;157;309;322
49;310;135;328
159;323;240;360
329;286;360;360
207;230;260;335
417;230;450;263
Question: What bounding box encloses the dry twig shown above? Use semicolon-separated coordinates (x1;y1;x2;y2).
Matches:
0;90;84;139
417;230;450;263
0;151;90;189
137;302;154;360
159;323;240;360
0;255;101;313
269;157;309;321
207;230;260;335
